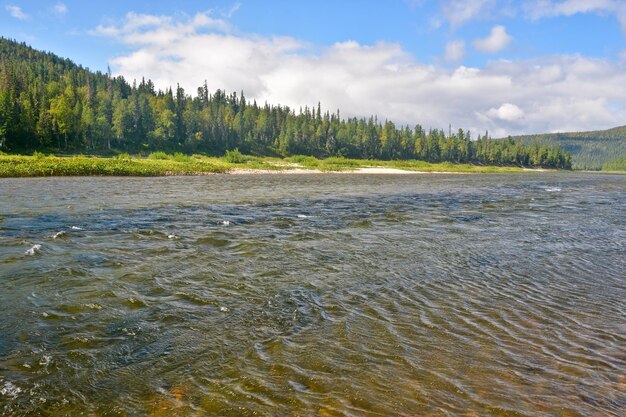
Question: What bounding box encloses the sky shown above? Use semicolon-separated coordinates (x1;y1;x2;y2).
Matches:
2;1;626;137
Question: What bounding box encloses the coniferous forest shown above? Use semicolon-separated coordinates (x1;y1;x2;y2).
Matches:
0;38;572;169
507;126;626;170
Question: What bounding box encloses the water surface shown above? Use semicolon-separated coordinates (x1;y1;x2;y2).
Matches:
1;173;625;416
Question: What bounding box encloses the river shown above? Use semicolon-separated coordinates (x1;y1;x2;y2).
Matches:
1;173;624;416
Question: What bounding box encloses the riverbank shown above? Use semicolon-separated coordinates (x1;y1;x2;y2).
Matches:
229;167;468;175
0;153;560;177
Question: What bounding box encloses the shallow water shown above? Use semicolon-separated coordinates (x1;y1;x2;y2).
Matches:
1;173;625;416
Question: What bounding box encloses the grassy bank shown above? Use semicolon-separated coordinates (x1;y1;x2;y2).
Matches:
0;152;558;177
0;153;232;177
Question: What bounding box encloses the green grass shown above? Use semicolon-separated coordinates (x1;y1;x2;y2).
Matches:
0;154;231;177
0;152;557;178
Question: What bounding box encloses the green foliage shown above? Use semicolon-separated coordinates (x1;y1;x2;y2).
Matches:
602;157;626;171
171;152;191;163
116;152;132;161
33;150;45;159
0;37;572;170
224;148;246;163
0;154;229;177
322;157;360;167
285;155;319;167
148;151;169;160
506;126;626;170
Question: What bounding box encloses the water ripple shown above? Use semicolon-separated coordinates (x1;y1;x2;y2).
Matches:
0;173;624;416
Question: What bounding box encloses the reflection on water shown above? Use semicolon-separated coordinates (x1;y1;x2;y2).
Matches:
1;173;625;416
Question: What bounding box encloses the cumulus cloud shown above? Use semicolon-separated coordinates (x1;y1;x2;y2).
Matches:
473;25;512;53
444;40;465;62
93;11;626;137
486;103;525;121
5;5;29;20
53;2;68;16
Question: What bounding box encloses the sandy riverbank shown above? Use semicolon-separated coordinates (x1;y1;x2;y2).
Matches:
229;167;467;175
1;154;558;177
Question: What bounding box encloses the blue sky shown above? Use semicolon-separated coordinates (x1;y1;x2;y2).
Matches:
2;1;626;136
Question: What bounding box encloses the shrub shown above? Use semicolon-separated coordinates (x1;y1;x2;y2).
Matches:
117;152;132;161
148;151;169;160
224;148;246;163
171;152;191;163
33;151;45;159
322;157;360;167
286;155;317;164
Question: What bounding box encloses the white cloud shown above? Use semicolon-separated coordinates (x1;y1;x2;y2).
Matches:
433;1;626;35
53;2;68;16
525;0;614;18
94;12;626;137
92;11;231;43
441;0;495;28
222;3;241;18
444;40;465;62
525;0;626;34
5;5;29;20
486;103;525;121
473;25;512;53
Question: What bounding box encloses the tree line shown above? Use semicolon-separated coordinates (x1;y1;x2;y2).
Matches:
508;126;626;170
0;38;571;169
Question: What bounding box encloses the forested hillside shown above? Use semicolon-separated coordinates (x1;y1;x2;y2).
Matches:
0;38;571;169
506;126;626;170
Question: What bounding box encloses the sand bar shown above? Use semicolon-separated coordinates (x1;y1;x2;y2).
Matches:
229;167;465;175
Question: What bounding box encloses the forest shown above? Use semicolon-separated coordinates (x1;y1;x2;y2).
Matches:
507;125;626;170
0;38;571;169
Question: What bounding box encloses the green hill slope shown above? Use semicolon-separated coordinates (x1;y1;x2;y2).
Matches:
506;126;626;170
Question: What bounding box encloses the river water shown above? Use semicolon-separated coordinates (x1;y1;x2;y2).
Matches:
1;173;624;416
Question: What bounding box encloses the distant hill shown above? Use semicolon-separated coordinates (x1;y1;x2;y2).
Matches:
505;126;626;170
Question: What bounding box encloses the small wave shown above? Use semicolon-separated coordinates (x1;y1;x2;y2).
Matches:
296;214;310;219
221;220;231;226
168;234;177;239
25;244;42;256
52;231;67;239
70;226;83;230
124;297;147;308
545;187;562;192
122;327;137;336
0;380;22;399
